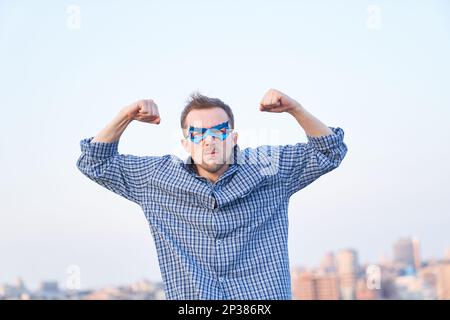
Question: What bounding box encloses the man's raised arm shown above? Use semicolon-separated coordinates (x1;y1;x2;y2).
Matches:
76;99;162;205
92;99;161;143
259;88;347;197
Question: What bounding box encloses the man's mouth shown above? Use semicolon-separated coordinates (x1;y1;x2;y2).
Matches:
204;149;216;156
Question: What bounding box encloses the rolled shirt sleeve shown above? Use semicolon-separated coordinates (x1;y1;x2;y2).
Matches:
76;137;162;205
277;126;348;197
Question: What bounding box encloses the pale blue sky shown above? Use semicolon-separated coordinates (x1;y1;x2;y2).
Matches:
1;0;449;290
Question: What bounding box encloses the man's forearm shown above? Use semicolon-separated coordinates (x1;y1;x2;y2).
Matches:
91;99;160;143
288;105;333;137
259;89;334;137
92;109;132;143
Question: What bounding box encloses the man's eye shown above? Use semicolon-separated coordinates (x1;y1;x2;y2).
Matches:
191;132;203;137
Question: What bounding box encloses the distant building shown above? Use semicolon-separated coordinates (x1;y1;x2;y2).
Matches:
435;262;450;299
291;269;340;300
355;277;380;300
37;281;62;300
393;237;421;272
444;248;450;262
336;249;359;300
394;275;425;299
418;265;438;299
315;274;340;300
83;287;124;300
319;252;337;274
393;261;448;300
0;277;29;300
292;270;315;300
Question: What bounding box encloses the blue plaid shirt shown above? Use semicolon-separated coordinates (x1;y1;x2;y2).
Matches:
76;126;347;300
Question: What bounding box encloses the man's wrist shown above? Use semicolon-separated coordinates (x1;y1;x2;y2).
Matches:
119;107;134;122
287;103;306;117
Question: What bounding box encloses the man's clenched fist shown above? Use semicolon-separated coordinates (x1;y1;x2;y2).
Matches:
259;88;302;114
123;99;161;124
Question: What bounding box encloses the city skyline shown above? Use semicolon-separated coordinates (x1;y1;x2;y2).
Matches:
2;236;449;299
291;237;450;300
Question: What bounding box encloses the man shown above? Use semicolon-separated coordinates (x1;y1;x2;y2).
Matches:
76;88;347;300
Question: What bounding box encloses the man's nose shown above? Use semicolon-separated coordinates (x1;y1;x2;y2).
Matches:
203;134;216;144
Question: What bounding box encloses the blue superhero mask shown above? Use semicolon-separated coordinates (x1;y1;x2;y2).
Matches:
188;121;231;144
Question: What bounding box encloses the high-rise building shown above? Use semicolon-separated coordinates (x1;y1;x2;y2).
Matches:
393;237;421;272
291;269;340;300
418;265;438;299
291;269;316;300
319;252;337;274
315;274;340;300
336;249;359;300
444;248;450;262
435;262;450;300
412;238;421;270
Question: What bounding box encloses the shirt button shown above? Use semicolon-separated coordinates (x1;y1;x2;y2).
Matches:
217;240;222;245
218;277;225;283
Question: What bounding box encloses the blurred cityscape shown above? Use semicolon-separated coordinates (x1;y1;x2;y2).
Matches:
0;278;166;300
291;237;450;300
1;237;449;300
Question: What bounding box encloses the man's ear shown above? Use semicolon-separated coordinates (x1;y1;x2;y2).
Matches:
233;131;238;145
181;138;189;153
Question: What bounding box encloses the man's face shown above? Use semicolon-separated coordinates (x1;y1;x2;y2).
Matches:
181;108;238;174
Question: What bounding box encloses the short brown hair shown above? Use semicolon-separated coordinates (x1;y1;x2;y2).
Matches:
180;92;235;130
